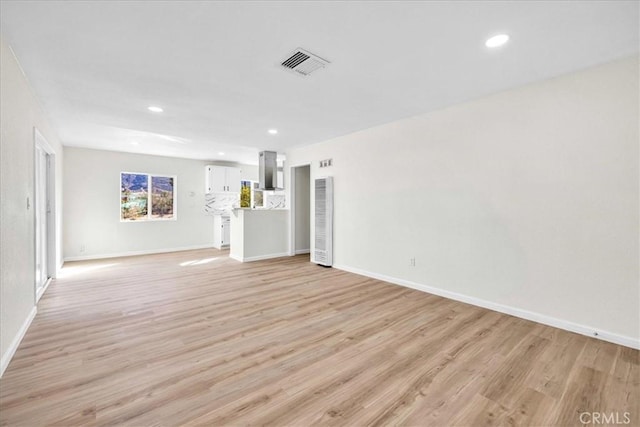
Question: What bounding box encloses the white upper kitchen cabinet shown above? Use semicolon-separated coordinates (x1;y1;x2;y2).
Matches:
205;165;241;193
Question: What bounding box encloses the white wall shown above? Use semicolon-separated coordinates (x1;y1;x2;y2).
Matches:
294;165;311;253
230;209;289;262
1;37;64;375
64;147;256;260
286;56;639;347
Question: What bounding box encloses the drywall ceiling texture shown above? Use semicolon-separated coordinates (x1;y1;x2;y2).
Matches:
0;37;64;371
286;56;639;346
63;147;257;260
0;1;638;163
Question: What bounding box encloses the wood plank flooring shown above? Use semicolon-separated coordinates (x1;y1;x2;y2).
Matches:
0;249;637;426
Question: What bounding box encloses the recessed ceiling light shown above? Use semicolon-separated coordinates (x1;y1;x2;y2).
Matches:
268;129;278;135
148;106;163;113
485;34;509;48
131;141;139;145
218;152;225;156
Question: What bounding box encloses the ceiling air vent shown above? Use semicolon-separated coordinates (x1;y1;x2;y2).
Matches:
280;48;330;76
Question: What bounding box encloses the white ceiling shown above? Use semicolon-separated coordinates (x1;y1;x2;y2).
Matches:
1;1;638;165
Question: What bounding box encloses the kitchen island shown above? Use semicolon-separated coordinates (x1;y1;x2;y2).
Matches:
229;209;289;262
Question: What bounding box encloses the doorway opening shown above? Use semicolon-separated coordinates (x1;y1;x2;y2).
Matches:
290;164;311;258
34;128;57;303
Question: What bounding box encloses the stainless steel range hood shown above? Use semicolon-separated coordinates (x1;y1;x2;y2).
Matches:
258;151;284;190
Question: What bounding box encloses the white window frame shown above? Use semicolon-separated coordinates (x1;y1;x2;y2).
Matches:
120;172;178;222
252;181;265;209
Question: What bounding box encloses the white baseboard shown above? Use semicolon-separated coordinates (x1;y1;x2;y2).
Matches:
333;264;639;350
56;260;64;277
1;306;37;377
230;252;290;263
295;249;310;255
64;244;216;262
36;277;53;303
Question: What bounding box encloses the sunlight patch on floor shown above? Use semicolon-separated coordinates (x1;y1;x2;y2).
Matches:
179;257;219;267
59;263;120;278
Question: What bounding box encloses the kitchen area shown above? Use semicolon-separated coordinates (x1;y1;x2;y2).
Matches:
205;151;290;262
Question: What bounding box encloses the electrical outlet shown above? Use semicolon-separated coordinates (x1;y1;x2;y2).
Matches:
410;258;416;267
80;244;86;253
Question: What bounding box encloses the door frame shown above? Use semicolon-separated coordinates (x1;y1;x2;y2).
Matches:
34;128;57;303
289;163;311;256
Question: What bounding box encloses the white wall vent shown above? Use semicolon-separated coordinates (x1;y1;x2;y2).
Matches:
313;177;333;267
280;48;330;76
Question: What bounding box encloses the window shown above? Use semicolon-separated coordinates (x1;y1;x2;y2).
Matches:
240;181;266;209
252;182;264;208
240;180;252;208
121;172;176;221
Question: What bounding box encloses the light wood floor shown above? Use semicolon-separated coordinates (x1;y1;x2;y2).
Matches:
0;249;637;426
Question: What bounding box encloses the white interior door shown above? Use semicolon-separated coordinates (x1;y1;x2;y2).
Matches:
35;145;50;300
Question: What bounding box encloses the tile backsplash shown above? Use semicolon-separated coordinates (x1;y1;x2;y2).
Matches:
266;193;286;209
204;193;239;216
204;191;286;215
